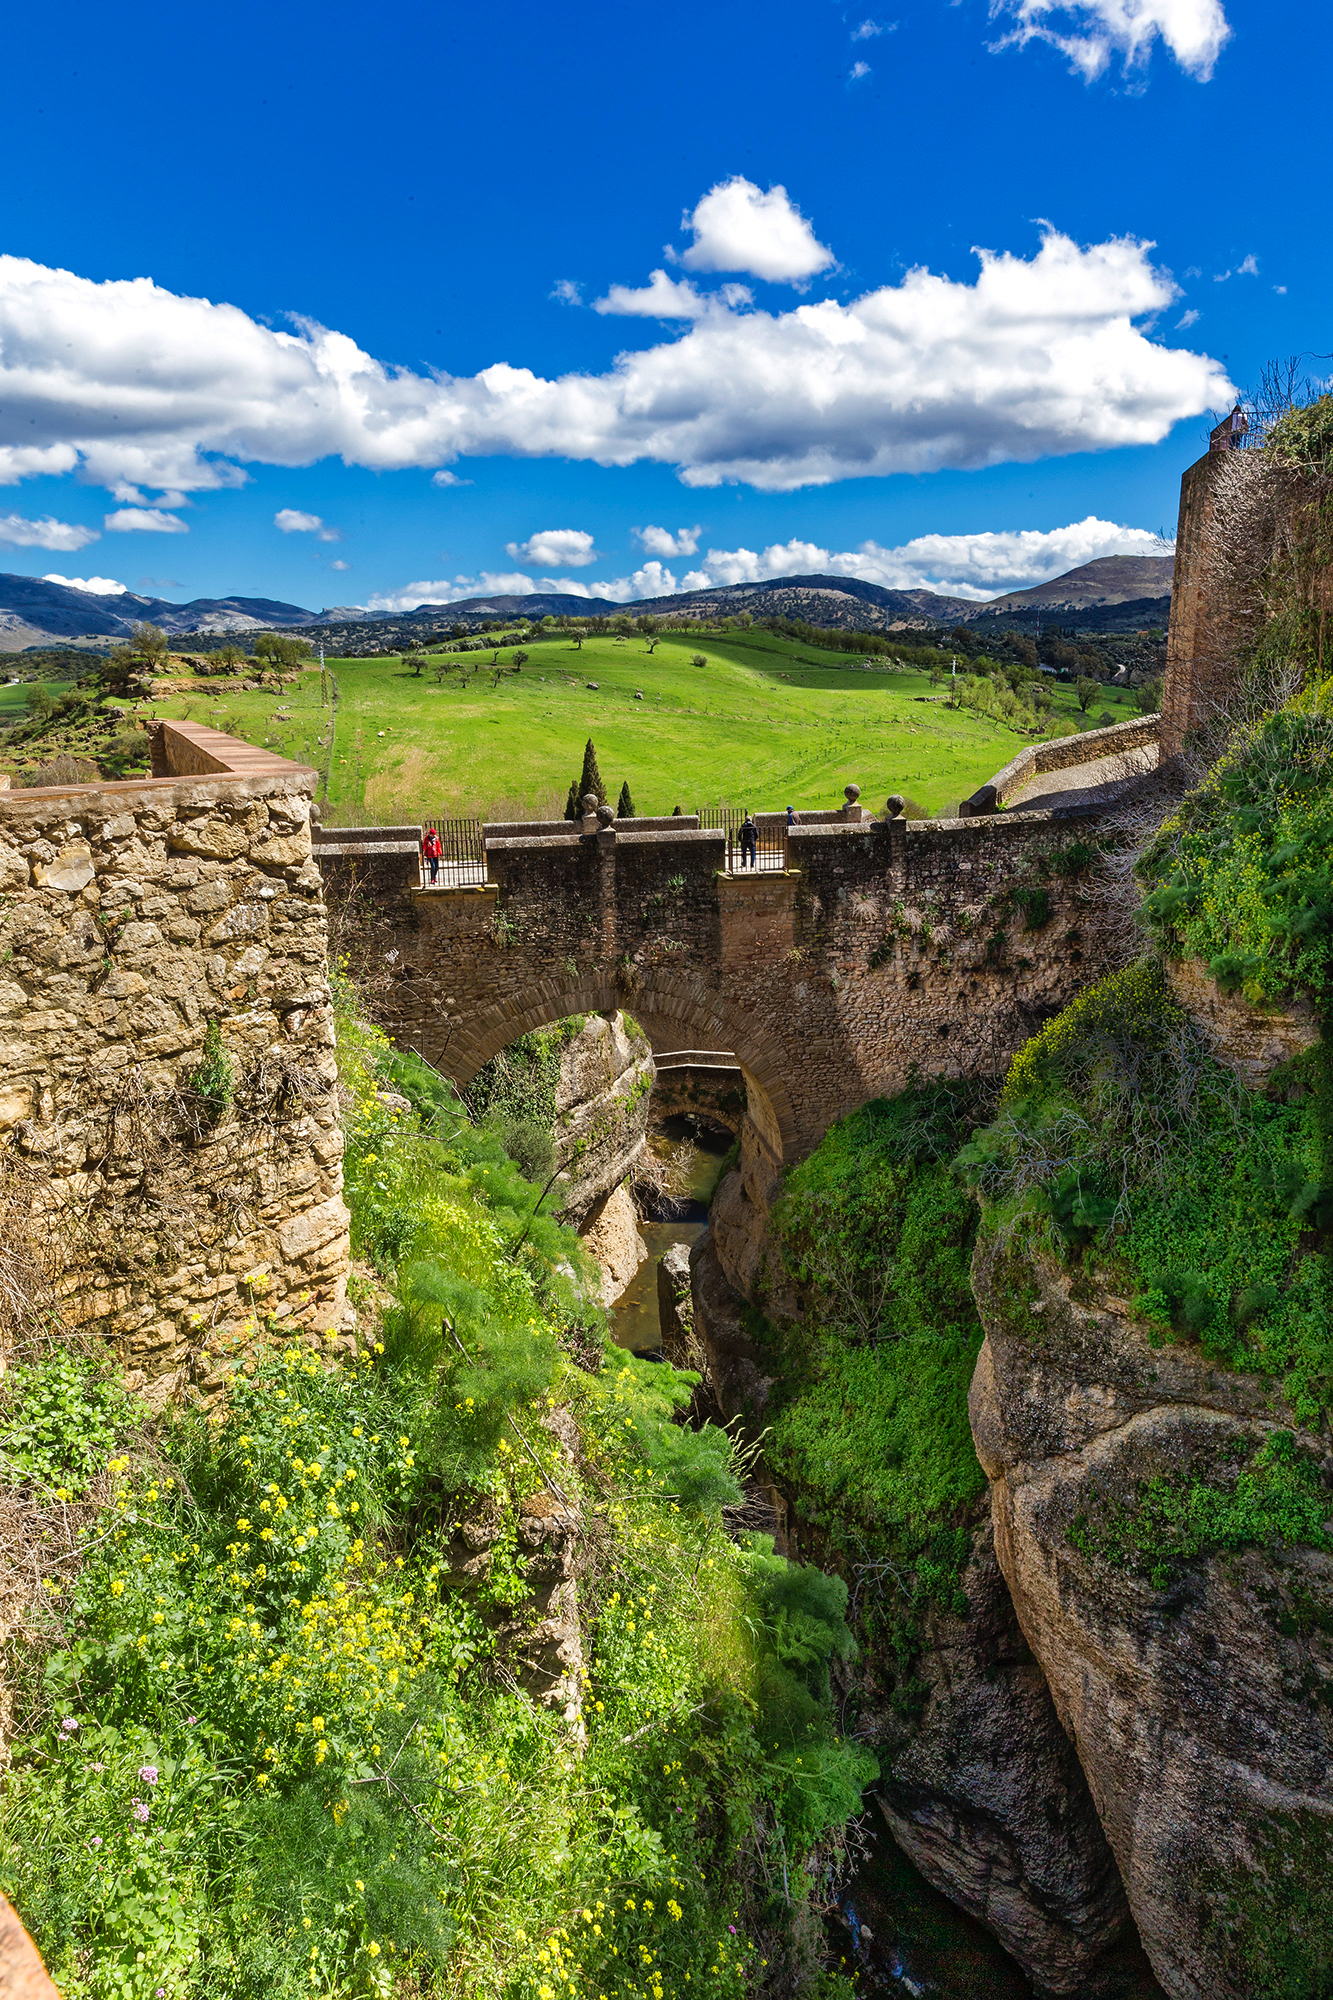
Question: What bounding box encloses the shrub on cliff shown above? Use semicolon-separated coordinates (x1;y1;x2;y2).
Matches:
961;960;1333;1423
1139;679;1333;1006
0;982;873;2000
755;1085;992;1693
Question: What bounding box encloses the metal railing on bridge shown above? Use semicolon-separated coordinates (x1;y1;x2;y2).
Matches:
421;815;487;887
697;806;786;874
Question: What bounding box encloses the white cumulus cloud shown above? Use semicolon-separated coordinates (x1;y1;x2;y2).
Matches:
104;506;188;534
369;515;1168;611
0;235;1230;498
275;506;340;539
678;178;835;284
989;0;1230;81
42;572;127;594
0;512;99;551
676;516;1169;600
594;270;711;319
635;524;703;557
505;528;598;567
849;61;873;80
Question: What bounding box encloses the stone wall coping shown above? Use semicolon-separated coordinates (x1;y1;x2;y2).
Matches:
0;717;316;818
315;823;421;845
484;815;700;839
959;713;1160;816
314;838;422;857
924;803;1100;833
486;827;725;856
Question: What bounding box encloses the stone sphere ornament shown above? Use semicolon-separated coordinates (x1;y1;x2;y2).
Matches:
844;783;861;804
596;803;616;827
886;794;906;817
581;793;599;816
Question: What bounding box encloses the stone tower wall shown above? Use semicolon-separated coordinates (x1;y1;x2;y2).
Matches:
0;720;349;1403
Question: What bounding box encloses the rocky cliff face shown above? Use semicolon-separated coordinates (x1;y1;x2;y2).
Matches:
969;1232;1333;2000
691;1163;1142;1997
870;1518;1132;1998
553;1011;652;1302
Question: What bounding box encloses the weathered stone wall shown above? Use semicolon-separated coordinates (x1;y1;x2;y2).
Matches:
0;721;348;1399
960;714;1161;815
1162;450;1232;758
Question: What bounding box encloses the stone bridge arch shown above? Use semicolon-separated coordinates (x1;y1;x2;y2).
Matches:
432;962;795;1163
334;809;1116;1171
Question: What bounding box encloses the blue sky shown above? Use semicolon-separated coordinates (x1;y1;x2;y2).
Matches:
0;0;1325;613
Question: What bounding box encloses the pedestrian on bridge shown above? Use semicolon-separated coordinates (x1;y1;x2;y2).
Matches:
423;824;443;885
739;813;757;869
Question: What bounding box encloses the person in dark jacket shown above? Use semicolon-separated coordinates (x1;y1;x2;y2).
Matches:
739;813;757;868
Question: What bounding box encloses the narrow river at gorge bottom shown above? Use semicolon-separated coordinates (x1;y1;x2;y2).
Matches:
609;1117;1164;1999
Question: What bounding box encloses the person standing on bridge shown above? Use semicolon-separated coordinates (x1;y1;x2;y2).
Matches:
786;805;799;826
422;824;443;885
739;813;757;869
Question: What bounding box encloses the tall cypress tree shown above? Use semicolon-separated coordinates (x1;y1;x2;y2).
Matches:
563;779;581;821
578;738;607;807
617;779;635;818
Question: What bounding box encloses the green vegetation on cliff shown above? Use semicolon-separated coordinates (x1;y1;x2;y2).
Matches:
0;995;873;2000
1140;681;1333;1006
961;960;1333;1422
747;1086;991;1700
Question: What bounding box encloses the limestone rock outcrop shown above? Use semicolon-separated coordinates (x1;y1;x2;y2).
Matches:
1165;954;1319;1086
0;1891;60;2000
872;1519;1131;1997
554;1011;653;1229
693;1194;1139;1997
548;1010;653;1301
656;1239;697;1367
688;1226;775;1432
579;1181;646;1308
969;1233;1333;2000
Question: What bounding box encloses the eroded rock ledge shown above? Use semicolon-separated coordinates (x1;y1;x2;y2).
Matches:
969;1232;1333;2000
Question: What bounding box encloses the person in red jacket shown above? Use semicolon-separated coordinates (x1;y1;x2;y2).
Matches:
422;824;443;884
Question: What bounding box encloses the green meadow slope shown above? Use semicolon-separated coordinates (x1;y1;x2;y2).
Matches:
152;630;1130;822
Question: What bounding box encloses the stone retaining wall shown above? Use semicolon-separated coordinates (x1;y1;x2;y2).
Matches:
959;714;1161;816
0;719;348;1398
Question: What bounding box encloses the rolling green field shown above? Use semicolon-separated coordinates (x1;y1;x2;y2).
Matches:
150;630;1138;823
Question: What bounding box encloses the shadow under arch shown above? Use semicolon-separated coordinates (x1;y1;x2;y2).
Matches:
416;967;796;1164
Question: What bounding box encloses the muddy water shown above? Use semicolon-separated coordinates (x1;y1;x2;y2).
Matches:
609;1118;731;1352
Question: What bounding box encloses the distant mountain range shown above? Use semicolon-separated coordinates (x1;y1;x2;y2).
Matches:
0;553;1174;652
0;574;317;650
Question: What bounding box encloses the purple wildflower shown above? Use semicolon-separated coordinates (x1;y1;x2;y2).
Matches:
132;1799;150;1822
90;1836;103;1848
137;1765;159;1785
185;1716;197;1726
60;1717;79;1735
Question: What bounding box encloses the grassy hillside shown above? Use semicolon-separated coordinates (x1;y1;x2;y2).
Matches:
147;630;1132;823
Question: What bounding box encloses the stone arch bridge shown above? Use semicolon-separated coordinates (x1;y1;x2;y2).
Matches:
318;756;1143;1173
